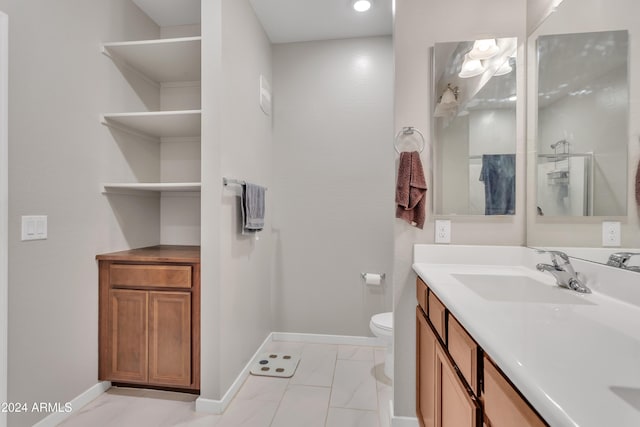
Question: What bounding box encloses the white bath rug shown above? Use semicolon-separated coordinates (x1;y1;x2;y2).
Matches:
250;353;300;378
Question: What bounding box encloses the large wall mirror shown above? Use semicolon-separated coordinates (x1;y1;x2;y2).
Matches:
433;38;517;215
527;0;640;269
535;30;628;217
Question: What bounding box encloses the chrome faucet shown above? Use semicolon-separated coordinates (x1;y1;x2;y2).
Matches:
536;250;591;293
607;252;640;272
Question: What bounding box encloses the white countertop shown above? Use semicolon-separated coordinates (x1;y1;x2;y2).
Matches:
413;246;640;427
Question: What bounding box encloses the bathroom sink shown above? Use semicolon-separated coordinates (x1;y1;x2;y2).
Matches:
452;273;595;305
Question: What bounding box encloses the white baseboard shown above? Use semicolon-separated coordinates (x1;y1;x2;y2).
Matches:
196;332;385;414
272;332;385;347
392;416;419;427
196;332;274;414
32;381;111;427
390;399;419;427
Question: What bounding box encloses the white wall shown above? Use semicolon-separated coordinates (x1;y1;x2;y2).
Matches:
393;0;526;417
0;0;160;425
0;11;7;427
438;108;517;215
218;0;274;394
271;36;394;336
538;66;627;216
200;0;223;401
437;116;469;214
526;0;640;248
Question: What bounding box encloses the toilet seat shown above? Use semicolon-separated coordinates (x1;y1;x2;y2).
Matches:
370;312;393;333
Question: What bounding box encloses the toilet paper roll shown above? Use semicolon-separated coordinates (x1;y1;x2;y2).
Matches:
364;273;382;286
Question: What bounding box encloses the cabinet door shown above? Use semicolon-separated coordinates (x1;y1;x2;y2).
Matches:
436;344;480;427
148;291;191;387
109;289;148;383
483;356;547;427
417;307;437;427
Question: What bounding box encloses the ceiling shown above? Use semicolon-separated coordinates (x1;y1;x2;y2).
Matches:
131;0;392;44
132;0;201;27
248;0;393;44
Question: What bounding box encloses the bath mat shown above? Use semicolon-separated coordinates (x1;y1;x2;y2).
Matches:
250;353;300;378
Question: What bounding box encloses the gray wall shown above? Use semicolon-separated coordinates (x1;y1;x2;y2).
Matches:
200;0;275;401
271;36;394;336
0;1;160;425
218;0;274;394
393;0;526;417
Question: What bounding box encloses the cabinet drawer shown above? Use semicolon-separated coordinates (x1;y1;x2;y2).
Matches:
428;291;446;341
110;264;192;289
447;315;479;395
483;355;547;427
417;277;428;313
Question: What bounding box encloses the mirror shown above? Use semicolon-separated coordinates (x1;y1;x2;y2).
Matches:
433;38;518;215
526;0;640;270
535;30;628;217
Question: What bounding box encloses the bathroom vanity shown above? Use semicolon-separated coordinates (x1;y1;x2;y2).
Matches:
97;245;200;392
416;276;546;427
414;244;640;427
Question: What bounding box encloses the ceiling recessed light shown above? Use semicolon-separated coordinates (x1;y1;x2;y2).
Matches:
353;0;372;12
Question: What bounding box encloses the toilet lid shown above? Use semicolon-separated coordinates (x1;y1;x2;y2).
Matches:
372;312;393;331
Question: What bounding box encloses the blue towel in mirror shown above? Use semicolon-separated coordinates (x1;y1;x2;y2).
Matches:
479;154;515;215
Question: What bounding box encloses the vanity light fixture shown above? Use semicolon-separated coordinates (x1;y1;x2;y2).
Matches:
434;84;459;117
353;0;372;12
494;59;513;76
459;53;485;78
468;39;499;60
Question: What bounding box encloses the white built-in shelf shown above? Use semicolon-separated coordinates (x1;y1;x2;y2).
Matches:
102;110;201;140
102;36;201;83
103;183;201;193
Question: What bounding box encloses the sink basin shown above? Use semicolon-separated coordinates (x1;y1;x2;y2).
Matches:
452;273;595;305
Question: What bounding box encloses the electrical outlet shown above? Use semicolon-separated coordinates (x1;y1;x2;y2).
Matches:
602;221;621;247
435;220;451;244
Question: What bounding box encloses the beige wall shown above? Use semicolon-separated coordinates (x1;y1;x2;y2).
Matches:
271;36;394;336
0;0;160;425
393;0;527;417
200;0;275;400
217;0;274;394
200;0;223;401
0;11;6;427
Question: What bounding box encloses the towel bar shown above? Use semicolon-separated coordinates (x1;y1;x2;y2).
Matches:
394;126;425;154
223;177;268;190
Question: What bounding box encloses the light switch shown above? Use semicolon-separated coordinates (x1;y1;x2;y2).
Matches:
21;215;47;241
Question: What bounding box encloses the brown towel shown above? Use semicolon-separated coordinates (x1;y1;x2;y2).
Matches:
636;159;640;207
396;151;427;229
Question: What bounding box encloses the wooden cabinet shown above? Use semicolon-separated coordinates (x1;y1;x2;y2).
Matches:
416;277;546;427
436;344;480;427
417;305;480;427
483;355;546;427
417;307;436;427
109;289;148;383
448;315;479;395
428;291;446;341
98;245;200;391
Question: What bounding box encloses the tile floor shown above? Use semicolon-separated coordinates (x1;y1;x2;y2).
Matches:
59;341;392;427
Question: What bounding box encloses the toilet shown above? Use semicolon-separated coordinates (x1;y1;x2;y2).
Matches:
370;312;393;380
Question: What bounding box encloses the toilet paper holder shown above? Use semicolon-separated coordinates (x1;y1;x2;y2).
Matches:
360;272;386;280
